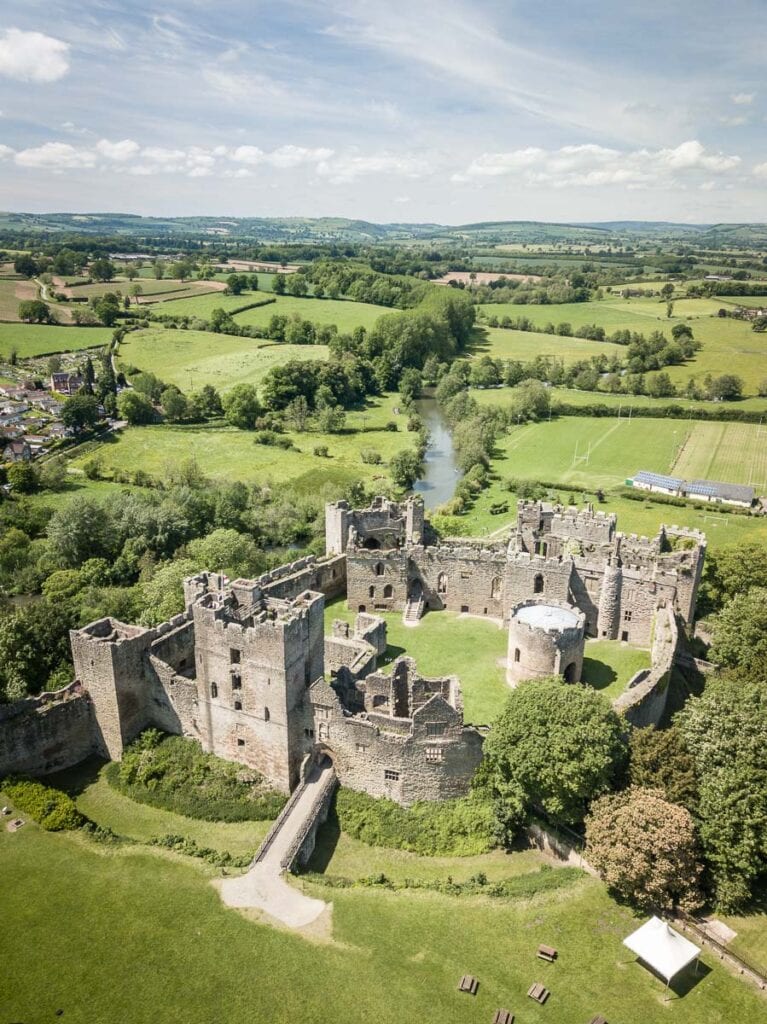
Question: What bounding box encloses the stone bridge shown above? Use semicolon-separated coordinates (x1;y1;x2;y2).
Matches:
218;755;337;929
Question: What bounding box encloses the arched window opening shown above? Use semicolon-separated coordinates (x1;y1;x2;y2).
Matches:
383;584;393;598
533;573;544;595
437;572;448;595
369;585;376;598
375;562;385;576
514;648;521;663
210;682;218;698
264;707;270;723
490;577;501;600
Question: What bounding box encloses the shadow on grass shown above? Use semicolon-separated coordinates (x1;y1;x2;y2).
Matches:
580;657;617;691
381;644;407;666
304;809;341;873
632;957;712;1000
46;754;108;796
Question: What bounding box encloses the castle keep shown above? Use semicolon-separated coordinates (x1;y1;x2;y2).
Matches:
1;498;705;802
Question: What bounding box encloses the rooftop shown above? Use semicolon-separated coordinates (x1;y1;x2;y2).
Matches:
515;604;580;630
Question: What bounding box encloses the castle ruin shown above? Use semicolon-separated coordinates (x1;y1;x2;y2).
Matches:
0;497;705;805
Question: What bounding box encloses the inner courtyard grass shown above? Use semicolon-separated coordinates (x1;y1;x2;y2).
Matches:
325;600;649;723
117;327;330;393
0;816;760;1024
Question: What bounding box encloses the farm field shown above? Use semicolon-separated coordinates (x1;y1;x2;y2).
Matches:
117;328;329;393
0;275;38;320
1;811;760;1024
717;295;767;308
477;297;767;394
149;289;275;318
233;294;386;333
0;322;112;358
70;394;408;493
60;279;224;301
472;386;767;414
471;326;624;364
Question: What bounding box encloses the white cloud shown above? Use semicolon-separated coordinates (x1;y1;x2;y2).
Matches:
95;139;140;162
0;29;70;84
719;115;747;127
460;140;741;189
15;142;96;169
732;92;755;105
266;145;334;168
317;152;431;183
753;162;767;179
0;145;14;161
231;145;265;166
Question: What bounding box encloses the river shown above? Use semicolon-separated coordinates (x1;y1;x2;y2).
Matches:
412;396;461;509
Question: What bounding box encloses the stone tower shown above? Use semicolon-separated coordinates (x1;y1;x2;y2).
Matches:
507;600;586;685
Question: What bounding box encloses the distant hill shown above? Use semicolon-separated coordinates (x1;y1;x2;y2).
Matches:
0;212;765;247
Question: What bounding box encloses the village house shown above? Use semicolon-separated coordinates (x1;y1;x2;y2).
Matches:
2;439;32;463
50;372;83;396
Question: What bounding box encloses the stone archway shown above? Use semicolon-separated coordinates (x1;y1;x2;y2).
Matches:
563;662;578;683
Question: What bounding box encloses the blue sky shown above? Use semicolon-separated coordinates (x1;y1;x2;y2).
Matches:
0;0;765;222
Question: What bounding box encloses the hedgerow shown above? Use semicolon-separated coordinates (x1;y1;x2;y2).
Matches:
107;729;287;822
2;778;84;831
334;789;499;856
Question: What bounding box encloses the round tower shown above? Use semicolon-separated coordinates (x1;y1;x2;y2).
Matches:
507;600;586;686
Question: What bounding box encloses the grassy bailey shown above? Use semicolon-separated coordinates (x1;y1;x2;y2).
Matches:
107;731;286;822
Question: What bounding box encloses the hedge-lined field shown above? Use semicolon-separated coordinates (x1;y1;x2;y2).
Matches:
117;328;330;393
0;322;112;358
233;294;386;333
471;326;624;364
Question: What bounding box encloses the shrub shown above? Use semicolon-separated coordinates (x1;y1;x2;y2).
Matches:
254;430;293;449
334;789;498;856
3;778;84;831
313;445;329;458
108;730;286;822
148;833;251;868
360;448;382;465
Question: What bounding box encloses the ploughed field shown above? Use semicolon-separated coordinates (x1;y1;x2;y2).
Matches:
1;780;762;1024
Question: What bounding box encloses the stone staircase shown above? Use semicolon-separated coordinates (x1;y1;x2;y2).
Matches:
403;595;424;627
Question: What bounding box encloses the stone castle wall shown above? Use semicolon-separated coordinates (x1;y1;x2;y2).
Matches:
0;685;95;777
614;602;679;728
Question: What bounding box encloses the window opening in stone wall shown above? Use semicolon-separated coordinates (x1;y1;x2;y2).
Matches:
375;562;384;576
230;648;240;664
358;604;366;612
621;630;629;642
369;585;375;598
210;682;218;698
491;578;501;600
384;769;400;782
534;573;544;594
535;541;548;556
264;707;270;722
426;722;446;736
383;584;393;598
623;609;632;621
232;674;242;690
437;573;448;594
425;746;444;763
514;648;521;663
305;728;314;739
237;738;245;747
461;604;469;613
234;700;242;711
356;743;367;753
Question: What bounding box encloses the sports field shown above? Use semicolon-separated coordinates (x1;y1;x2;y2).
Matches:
0;322;112;358
1;786;760;1024
233;294;386;333
117;328;329;393
671;421;767;489
70;394;409;493
471;327;624;364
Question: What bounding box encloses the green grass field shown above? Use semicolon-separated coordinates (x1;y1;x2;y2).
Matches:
150;289;274;318
472;386;767;414
0;322;112;358
672;421;767;486
233;294;386;333
325;600;649;723
70;395;408;493
471;326;624;364
0;275;39;320
1;811;760;1024
63;279;220;300
117;328;329;393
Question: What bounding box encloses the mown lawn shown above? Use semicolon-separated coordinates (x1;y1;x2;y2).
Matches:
0;816;760;1024
69;394;409;493
117;327;329;393
0;322;112;358
582;641;652;700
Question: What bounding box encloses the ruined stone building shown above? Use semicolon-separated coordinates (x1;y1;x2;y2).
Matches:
1;497;705;800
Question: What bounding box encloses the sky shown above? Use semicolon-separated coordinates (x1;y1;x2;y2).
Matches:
0;0;766;224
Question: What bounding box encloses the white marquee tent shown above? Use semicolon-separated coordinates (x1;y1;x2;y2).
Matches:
623;917;701;993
